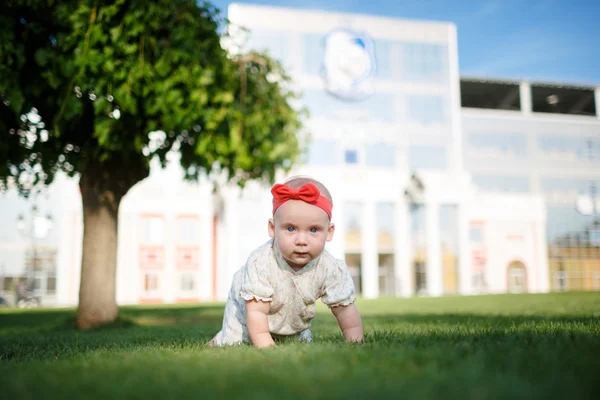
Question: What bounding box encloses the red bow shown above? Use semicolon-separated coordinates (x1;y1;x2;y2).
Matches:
271;183;320;204
271;183;333;219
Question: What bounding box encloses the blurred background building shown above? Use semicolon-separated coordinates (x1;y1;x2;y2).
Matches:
0;3;598;306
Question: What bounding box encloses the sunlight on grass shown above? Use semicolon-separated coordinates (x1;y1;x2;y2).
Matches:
0;292;599;399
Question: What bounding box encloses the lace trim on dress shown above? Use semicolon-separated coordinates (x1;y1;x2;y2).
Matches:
326;296;356;308
239;291;273;302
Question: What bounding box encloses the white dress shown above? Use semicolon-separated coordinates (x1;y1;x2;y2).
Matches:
213;239;356;346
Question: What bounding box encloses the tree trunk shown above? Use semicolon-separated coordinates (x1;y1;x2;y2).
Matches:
76;159;148;329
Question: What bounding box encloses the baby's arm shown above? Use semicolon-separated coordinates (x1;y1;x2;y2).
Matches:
246;299;275;348
331;303;364;343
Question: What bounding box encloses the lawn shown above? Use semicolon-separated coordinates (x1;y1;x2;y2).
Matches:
1;292;599;399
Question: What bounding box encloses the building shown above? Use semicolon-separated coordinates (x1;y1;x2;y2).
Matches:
0;3;598;306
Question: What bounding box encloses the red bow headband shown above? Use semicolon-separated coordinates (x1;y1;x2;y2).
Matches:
271;183;333;219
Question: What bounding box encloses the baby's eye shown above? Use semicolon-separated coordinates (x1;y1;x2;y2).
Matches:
286;226;295;232
310;227;319;233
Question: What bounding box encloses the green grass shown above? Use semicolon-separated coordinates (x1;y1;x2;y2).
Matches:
1;292;599;399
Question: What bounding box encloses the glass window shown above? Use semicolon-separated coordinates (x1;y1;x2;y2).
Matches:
144;273;159;292
407;95;447;125
401;43;448;83
536;134;594;160
245;29;287;64
469;225;483;244
345;149;358;164
541;179;596;195
177;217;199;244
374;39;394;80
507;261;527;293
376;203;395;250
142;217;164;244
307;139;341;166
301;89;396;122
467;132;528;157
408;145;447;170
440;205;459;295
410;204;427;295
303;33;325;75
366;143;395;167
180;273;196;292
472;175;530;193
344;202;363;251
345;253;362;295
378;253;395;296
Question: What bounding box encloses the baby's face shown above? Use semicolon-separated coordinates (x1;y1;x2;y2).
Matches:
268;200;335;270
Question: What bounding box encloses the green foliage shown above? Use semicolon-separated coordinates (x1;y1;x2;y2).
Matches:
1;293;599;399
0;0;303;194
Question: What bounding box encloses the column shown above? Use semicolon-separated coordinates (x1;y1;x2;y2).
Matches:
426;202;443;296
395;201;412;297
520;82;532;115
361;201;379;299
163;212;176;304
457;204;472;295
535;220;550;293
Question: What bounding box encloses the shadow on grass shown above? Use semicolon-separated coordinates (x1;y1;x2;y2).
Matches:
0;303;226;331
1;310;598;364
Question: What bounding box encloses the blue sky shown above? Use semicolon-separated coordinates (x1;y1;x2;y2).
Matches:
210;0;600;86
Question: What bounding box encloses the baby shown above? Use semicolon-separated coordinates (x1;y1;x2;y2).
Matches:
209;176;364;347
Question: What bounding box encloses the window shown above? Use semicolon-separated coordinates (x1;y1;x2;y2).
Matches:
376;203;395;250
344;202;363;251
366;143;395;167
407;95;447;125
177;217;199;244
143;272;159;292
408;145;447;170
507;262;527;293
469;225;483;245
142;216;164;244
554;270;568;292
590;229;600;246
246;29;287;64
301;89;395;122
180;273;196;292
307;139;341;166
471;175;530;193
467;132;528;158
411;204;427;295
401;43;448;83
378;253;395;296
46;269;56;295
345;149;358;164
345;253;362;295
440;205;459;295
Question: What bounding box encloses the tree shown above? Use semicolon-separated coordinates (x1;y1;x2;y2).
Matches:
0;0;303;328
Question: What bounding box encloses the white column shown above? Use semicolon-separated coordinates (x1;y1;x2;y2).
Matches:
520;82;532;115
426;202;443;296
361;201;379;299
395;201;412;297
595;88;600;119
457;204;472;295
199;194;214;302
163;212;176;304
328;201;345;260
535;220;550;293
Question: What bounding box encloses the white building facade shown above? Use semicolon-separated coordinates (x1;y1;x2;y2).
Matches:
2;4;599;306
